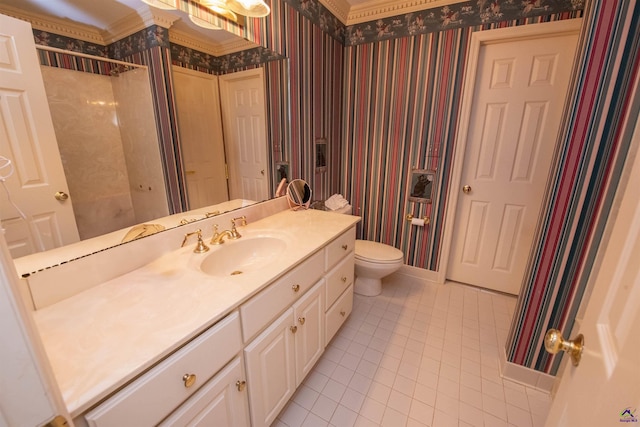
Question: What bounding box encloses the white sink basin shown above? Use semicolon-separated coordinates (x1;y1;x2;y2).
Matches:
200;236;287;277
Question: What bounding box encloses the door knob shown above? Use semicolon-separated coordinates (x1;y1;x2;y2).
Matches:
55;191;69;201
544;329;584;366
462;185;472;194
261;169;265;175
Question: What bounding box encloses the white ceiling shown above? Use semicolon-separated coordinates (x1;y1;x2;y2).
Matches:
0;0;459;54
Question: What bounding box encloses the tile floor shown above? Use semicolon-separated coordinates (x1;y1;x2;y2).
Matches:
272;274;552;427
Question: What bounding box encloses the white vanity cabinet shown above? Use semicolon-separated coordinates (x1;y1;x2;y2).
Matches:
243;279;325;427
158;356;250;426
324;229;356;344
72;222;357;427
243;227;356;427
83;312;245;427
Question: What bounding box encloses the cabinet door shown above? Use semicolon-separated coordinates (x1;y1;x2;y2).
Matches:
159;357;249;427
244;308;295;427
293;280;325;386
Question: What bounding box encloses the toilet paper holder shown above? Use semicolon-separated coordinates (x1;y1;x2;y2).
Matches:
406;214;430;225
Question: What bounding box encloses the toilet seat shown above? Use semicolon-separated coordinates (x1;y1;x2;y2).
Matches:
355;240;403;264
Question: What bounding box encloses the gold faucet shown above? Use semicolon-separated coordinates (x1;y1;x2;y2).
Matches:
181;229;210;253
210;216;248;245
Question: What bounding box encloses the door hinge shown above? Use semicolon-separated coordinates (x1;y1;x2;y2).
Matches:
225;163;229;179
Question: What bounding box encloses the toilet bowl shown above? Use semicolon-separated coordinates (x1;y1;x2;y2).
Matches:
354;240;404;296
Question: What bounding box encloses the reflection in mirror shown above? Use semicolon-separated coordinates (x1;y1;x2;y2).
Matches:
0;1;291;271
287;179;312;210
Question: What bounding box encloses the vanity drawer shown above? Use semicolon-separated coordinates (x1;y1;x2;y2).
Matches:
325;285;353;345
325;255;354;309
325;227;356;271
241;250;324;342
85;311;242;427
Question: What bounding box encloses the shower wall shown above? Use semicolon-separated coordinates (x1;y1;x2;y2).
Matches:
40;66;167;240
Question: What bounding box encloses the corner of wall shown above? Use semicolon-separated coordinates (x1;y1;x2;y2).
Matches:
499;345;556;394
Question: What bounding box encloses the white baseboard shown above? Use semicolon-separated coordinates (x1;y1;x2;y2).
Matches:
396;264;440;283
499;346;556;393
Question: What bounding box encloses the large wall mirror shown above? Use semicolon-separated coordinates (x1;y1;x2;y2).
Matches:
0;0;291;271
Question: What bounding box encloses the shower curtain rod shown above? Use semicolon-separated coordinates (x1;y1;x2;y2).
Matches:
35;45;147;69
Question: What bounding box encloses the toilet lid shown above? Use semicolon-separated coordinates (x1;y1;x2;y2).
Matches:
355;240;404;263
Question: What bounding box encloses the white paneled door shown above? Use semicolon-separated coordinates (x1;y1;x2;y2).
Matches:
173;67;229;209
0;14;79;258
447;25;578;295
545;111;640;426
219;68;269;202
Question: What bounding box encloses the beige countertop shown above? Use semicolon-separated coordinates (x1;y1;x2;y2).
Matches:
32;208;360;416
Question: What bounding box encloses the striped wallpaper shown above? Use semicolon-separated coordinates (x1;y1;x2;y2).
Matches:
506;0;640;374
28;0;639;377
341;12;582;270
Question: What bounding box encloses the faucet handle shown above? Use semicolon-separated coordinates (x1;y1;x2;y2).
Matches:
229;217;246;239
182;229;210;253
210;224;220;244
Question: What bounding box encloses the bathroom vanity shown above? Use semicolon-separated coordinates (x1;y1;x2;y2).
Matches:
24;201;359;426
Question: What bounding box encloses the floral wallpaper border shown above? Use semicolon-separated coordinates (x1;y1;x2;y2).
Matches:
31;25;171;60
344;0;585;46
170;44;285;74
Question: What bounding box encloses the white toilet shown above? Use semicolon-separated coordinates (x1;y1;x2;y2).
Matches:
354;240;404;296
322;196;404;296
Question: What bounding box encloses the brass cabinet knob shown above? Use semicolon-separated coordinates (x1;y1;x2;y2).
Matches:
298;317;305;325
292;284;300;292
341;244;348;250
55;191;69;201
462;185;472;194
544;329;584;366
182;373;197;388
236;380;246;391
290;325;298;333
340;310;346;317
341;276;347;283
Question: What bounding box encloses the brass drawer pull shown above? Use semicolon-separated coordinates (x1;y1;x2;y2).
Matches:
292;284;300;292
236;380;247;391
298;317;306;325
182;373;197;388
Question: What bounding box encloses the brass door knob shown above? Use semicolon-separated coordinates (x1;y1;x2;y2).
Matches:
462;185;472;194
55;191;69;201
182;373;197;388
544;329;584;366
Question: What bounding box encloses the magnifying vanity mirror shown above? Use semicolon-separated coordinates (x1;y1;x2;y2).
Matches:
286;179;311;210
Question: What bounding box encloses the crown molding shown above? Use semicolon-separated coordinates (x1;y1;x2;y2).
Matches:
103;7;181;44
169;29;256;56
317;0;350;24
317;0;462;26
0;4;105;44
